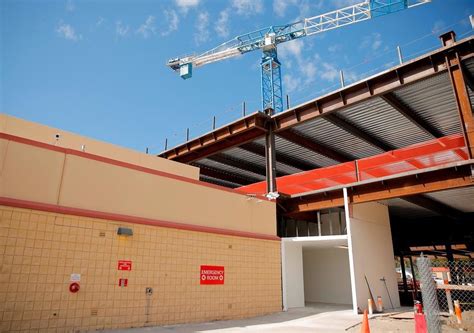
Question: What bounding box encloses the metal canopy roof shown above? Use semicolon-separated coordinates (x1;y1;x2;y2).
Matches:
159;35;473;189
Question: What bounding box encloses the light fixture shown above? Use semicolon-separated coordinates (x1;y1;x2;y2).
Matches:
117;227;133;236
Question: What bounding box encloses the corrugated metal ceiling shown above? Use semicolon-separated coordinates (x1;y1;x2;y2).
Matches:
380;198;440;219
425;187;474;213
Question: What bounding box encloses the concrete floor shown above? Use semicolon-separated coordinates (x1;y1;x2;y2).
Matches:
96;303;361;333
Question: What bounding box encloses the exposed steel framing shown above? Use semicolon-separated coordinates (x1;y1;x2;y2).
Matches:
284;162;474;216
159;112;269;163
274;36;473;131
442;32;474;158
159;37;473;164
159;35;474;191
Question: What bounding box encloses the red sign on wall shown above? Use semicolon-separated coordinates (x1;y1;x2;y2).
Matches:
118;260;132;271
200;265;224;285
118;278;128;287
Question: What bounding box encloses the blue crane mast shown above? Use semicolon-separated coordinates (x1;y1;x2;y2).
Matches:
167;0;430;115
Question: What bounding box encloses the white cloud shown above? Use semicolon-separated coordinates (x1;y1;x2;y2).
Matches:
56;21;81;41
232;0;263;15
136;15;157;38
279;39;304;60
361;32;382;51
96;17;105;27
175;0;200;13
320;62;338;82
162;10;179;36
215;9;230;38
66;0;75;12
115;21;130;38
273;0;298;17
194;11;209;44
328;43;342;53
300;62;317;83
283;74;301;93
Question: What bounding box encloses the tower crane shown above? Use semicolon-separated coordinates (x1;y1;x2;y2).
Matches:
167;0;430;115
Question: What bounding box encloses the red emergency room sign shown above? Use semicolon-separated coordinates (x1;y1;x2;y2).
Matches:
200;265;225;285
118;260;132;271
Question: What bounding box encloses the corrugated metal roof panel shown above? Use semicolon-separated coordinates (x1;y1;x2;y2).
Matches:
223;146;265;167
425;187;474;213
292;116;385;159
337;97;434;148
393;73;462;136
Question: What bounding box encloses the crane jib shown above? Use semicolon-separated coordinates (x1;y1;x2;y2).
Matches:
167;0;430;112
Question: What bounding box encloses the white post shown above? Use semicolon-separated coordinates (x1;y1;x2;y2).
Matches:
281;240;288;311
343;187;358;314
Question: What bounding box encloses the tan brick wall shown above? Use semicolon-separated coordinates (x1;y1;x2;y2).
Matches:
0;205;282;332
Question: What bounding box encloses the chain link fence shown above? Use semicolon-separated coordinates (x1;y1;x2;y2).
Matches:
417;256;474;332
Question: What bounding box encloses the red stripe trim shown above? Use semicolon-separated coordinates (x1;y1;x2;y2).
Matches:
0;196;280;241
0;132;271;202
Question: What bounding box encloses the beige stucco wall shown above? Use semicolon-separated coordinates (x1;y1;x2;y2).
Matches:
303;248;352;305
0;205;282;332
0;113;199;180
0;136;276;236
349;202;400;311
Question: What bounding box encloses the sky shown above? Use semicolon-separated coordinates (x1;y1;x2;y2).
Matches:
1;0;473;153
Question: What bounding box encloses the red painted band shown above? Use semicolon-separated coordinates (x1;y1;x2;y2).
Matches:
0;196;280;241
0;132;272;202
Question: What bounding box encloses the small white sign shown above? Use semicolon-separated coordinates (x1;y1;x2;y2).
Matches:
70;273;81;282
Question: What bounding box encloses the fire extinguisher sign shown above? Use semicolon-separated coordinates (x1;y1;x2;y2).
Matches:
200;265;224;285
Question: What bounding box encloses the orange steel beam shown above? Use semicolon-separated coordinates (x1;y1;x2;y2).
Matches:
159;112;268;163
277;129;353;163
441;32;474;159
273;36;473;132
284;163;474;216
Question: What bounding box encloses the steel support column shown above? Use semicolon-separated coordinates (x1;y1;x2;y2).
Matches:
441;31;474;158
400;255;409;299
265;108;277;193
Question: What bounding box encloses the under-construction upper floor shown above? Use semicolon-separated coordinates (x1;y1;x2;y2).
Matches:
159;31;474;259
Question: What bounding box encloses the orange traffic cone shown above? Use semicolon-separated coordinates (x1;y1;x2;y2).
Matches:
360;309;371;333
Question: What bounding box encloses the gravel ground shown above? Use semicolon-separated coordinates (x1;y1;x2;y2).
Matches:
346;311;474;333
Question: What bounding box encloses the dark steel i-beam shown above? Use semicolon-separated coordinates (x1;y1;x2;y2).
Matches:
265;109;277;193
381;93;443;138
277;129;353;162
240;142;318;171
441;31;474;158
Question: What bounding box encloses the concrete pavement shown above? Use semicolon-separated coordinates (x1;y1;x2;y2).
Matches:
96;303;363;333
